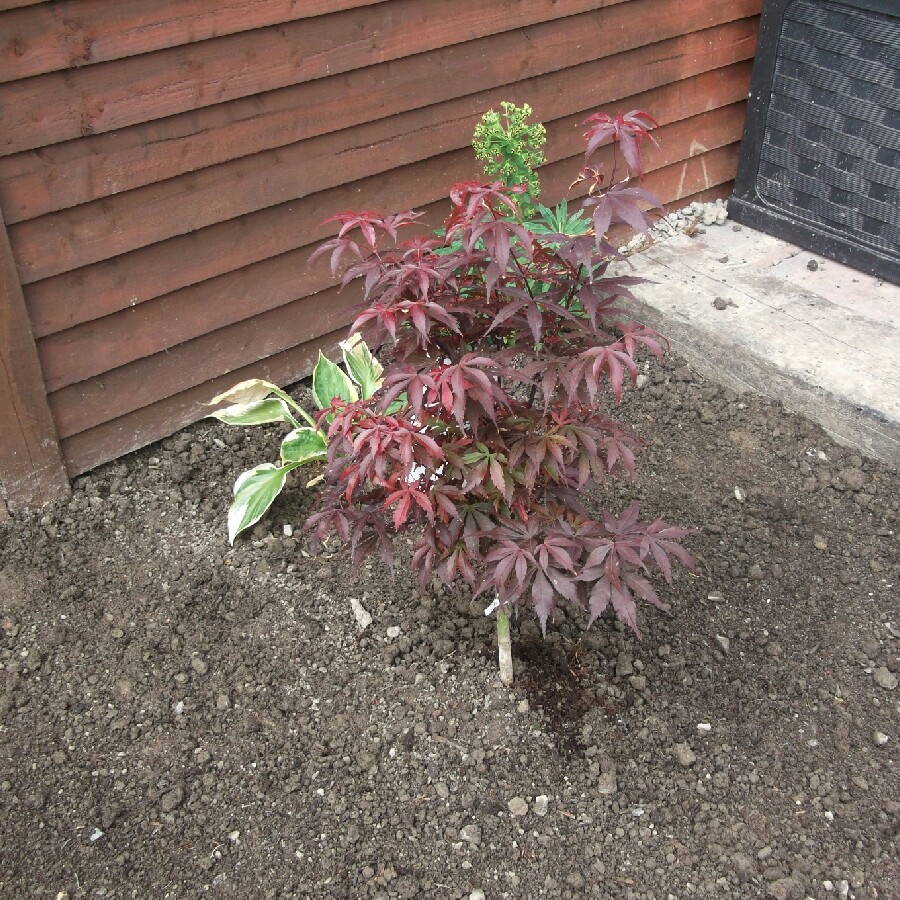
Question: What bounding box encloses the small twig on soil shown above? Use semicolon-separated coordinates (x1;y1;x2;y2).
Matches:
430;734;467;753
497;606;514;687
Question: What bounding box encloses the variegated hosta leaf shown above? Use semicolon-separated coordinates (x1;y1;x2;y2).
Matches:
312;351;359;410
209;397;297;427
340;334;383;400
209;378;280;407
228;462;299;545
280;427;327;464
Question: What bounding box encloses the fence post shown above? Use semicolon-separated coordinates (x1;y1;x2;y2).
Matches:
0;207;70;508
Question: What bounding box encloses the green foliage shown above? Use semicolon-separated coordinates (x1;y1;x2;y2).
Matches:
472;101;546;218
227;462;303;547
208;335;383;544
530;198;592;237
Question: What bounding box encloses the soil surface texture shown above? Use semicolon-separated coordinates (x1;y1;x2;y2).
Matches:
1;356;898;900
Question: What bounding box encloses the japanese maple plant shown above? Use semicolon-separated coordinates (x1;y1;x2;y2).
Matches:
306;110;694;686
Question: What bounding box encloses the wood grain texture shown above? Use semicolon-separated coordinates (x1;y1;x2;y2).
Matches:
60;328;346;478
23;50;754;342
0;207;68;505
7;10;760;283
58;146;740;477
0;0;640;157
0;0;391;83
37;94;750;392
47;129;743;442
0;16;758;226
0;1;45;11
0;0;762;479
49;282;363;441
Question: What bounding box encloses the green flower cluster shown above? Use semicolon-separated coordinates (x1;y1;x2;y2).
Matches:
472;102;546;218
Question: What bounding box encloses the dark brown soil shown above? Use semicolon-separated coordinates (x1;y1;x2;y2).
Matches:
1;357;898;900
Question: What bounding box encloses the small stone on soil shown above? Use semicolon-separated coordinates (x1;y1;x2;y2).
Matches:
873;731;889;745
533;795;549;817
507;796;528;817
873;666;897;690
459;824;481;846
615;654;634;677
349;598;372;632
766;875;802;900
673;743;697;767
596;771;618;795
715;635;730;654
160;786;184;812
190;656;208;676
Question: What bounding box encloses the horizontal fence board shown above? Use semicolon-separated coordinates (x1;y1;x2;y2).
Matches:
23;25;756;340
0;0;641;157
8;9;760;283
47;135;741;441
0;1;44;11
0;16;758;226
59;146;740;477
37;94;750;391
0;0;392;83
38;91;749;391
25;152;461;338
51;282;361;441
60;328;346;478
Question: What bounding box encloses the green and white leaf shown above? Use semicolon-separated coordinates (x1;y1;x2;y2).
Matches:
340;334;383;399
228;462;299;545
209;397;298;427
209;378;280;407
312;350;358;410
280;427;327;465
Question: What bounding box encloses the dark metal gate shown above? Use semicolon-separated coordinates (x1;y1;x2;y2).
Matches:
731;0;899;284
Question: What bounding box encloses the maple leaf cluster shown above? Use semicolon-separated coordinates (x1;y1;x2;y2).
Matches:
305;110;694;636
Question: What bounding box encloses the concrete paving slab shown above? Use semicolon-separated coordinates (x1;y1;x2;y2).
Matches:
618;224;900;468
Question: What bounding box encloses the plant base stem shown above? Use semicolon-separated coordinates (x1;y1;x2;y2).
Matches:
496;606;514;688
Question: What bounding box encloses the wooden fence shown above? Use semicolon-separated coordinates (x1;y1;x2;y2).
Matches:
0;0;761;507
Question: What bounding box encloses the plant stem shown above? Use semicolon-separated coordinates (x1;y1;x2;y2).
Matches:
496;605;514;688
271;387;318;428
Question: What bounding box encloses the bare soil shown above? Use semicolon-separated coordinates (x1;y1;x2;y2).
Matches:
1;357;897;900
